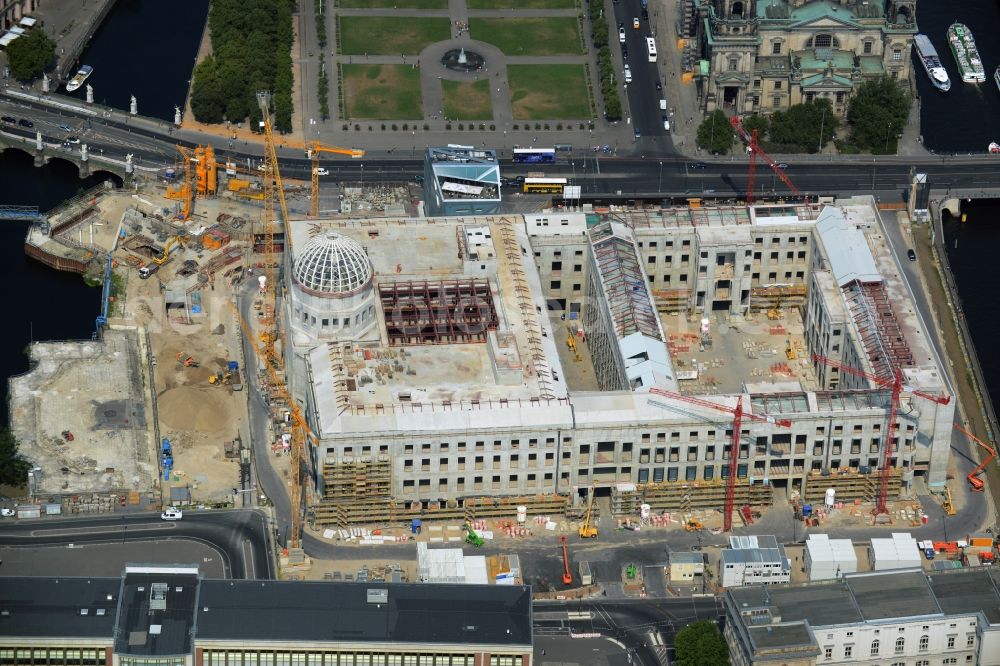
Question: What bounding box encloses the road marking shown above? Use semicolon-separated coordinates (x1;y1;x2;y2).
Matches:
29;523;169;538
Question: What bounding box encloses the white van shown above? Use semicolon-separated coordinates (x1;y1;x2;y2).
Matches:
624;65;633;83
659;98;667;111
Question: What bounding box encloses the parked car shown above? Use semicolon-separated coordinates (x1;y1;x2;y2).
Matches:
634;128;641;140
662;115;671;131
18;118;33;128
622;44;629;60
0;508;15;518
1;116;16;124
161;508;183;521
619;27;626;43
624;65;633;83
65;136;80;145
907;249;917;261
655;80;662;91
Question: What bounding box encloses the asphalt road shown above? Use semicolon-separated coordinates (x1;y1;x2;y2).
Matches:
535;596;724;666
5;91;1000;200
0;509;274;579
612;0;671;151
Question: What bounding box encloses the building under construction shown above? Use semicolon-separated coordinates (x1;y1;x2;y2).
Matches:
282;196;953;526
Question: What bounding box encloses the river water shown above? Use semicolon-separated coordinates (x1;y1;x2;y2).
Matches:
4;0;1000;427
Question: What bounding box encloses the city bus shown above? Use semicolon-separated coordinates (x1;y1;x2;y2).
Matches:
646;37;657;62
513;148;557;164
523;177;567;194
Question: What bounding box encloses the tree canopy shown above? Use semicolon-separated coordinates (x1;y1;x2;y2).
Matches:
190;0;294;132
846;75;911;154
696;110;734;155
765;98;839;154
0;428;31;487
674;620;730;666
6;29;56;81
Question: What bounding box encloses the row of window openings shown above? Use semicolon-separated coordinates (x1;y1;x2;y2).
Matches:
823;633;974;660
202;653;511;666
0;649;104;666
402;471;562;489
400;437;561;455
297;306;373;329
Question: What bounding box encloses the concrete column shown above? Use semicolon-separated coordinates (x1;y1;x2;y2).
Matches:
79;144;90;177
41;73;49;93
130;95;137;115
34;131;42;151
33;130;44;166
174;106;182;126
86;84;94;104
125;153;134;174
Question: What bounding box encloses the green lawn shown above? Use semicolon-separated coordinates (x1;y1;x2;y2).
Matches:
442;80;493;120
508;64;592;119
342;64;424;119
467;0;575;8
338;16;450;55
470;17;582;55
340;0;447;7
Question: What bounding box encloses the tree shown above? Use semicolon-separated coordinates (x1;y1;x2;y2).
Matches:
697;110;734;155
847;75;911;154
6;29;56;81
767;98;839;153
0;428;31;487
674;620;730;666
741;113;769;138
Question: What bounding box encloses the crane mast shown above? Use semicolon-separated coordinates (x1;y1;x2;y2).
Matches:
730;116;802;203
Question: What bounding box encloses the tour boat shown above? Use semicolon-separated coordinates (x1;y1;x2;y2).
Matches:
65;65;93;93
914;34;951;92
947;23;985;83
989;142;1000;154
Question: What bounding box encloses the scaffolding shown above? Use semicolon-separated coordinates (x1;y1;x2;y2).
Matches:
749;284;808;311
842;280;914;379
379;279;499;346
803;470;902;504
311;492;569;527
611;480;774;514
652;288;692;313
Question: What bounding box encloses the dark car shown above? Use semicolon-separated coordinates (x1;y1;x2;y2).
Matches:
642;8;649;19
18;119;33;128
690;162;707;169
655;80;662;91
622;44;629;60
1;116;15;124
907;249;916;262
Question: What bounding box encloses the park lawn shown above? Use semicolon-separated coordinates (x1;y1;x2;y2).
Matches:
508;64;592;119
470;17;582;55
467;0;575;8
340;0;447;7
442;80;493;120
343;64;424;119
338;16;450;55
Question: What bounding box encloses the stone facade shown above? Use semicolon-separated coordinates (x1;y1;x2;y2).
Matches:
695;0;916;116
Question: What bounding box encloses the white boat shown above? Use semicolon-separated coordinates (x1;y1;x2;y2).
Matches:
989;142;1000;154
65;65;92;93
947;23;986;84
913;34;951;92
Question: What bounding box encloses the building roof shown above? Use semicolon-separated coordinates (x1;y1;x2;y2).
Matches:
590;222;662;341
196;580;532;647
928;568;1000;625
815;206;881;287
670;551;705;565
114;567;200;657
846;570;940;621
0;576;120;639
292;231;373;296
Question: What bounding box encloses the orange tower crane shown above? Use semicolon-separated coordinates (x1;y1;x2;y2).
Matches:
164;145;195;221
730;116;802;204
648;387;793;532
955;424;997;492
811;354;951;520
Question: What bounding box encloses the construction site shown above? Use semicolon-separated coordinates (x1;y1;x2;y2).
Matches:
5;105;964;572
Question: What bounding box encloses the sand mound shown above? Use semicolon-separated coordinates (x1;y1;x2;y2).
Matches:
158;387;233;432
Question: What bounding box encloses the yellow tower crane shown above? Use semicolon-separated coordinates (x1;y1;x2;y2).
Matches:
307;142;365;218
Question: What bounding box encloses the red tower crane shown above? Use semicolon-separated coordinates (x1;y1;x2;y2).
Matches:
954;424;997;492
811;354;951;520
648;387;793;531
730;116;802;204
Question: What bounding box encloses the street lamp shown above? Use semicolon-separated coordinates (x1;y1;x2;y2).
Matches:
818;105;827;153
884;121;893;154
658;161;663;192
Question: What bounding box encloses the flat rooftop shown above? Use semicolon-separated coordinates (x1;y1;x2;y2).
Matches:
7;328;156;495
115;568;200;657
0;576;120;639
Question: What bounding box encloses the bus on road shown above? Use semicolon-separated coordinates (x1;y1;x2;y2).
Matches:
523;177;567;194
513;148;557;164
646;37;657;62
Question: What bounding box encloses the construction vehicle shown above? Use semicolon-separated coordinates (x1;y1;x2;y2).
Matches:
161;438;173;481
943;486;957;516
578;487;598;538
61;430;74;442
175;352;198;368
625;563;637;580
684;518;703;532
785;338;797;360
138;263;161;279
465;523;485;547
228;361;243;391
560;536;573;585
208;369;232;385
151;236;184;265
955;424;997;492
566;334;582;362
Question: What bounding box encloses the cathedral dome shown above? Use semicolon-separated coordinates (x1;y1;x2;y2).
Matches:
292;232;373;296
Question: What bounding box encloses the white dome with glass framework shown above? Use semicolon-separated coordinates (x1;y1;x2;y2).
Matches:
292;231;373;296
287;231;378;345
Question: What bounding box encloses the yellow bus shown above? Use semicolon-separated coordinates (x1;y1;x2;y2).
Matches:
523;177;567;194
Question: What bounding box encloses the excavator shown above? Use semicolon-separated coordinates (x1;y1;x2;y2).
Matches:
152;236;184;265
464;523;485;547
578;487;598;538
955;424;997;492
